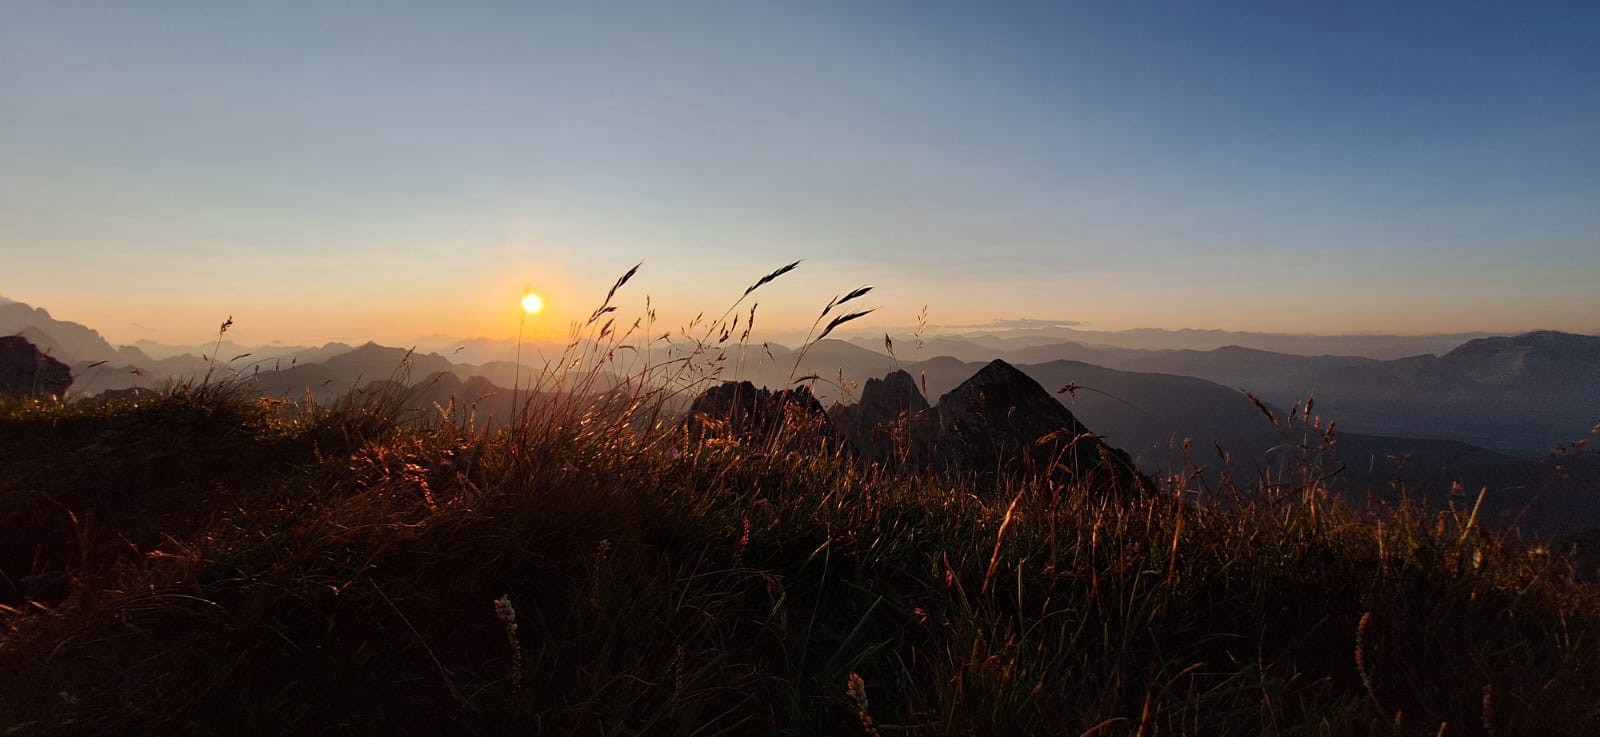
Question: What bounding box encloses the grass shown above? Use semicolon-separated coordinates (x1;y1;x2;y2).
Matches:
2;267;1598;736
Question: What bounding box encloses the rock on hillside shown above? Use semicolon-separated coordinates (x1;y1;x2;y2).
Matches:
0;336;72;399
932;360;1146;491
688;381;832;444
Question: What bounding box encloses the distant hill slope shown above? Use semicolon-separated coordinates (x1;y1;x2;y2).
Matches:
1310;331;1600;453
248;343;458;399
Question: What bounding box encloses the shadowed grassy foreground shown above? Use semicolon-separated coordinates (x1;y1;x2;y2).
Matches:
2;378;1597;737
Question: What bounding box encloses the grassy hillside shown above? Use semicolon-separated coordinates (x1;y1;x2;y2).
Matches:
3;375;1598;736
5;268;1599;735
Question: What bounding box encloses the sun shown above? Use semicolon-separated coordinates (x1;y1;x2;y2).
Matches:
520;292;544;314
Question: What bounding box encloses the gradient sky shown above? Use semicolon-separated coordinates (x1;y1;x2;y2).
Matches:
3;1;1597;346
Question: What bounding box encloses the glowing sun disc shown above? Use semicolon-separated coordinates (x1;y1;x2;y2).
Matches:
520;293;544;314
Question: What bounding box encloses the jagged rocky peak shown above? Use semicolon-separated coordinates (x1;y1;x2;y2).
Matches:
829;369;935;465
0;335;73;400
859;369;929;417
688;380;832;441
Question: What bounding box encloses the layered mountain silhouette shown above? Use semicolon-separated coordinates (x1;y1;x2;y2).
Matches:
7;293;1593;454
842;332;1599;454
0;299;150;366
248;343;457;398
130;338;354;364
0;297;376;397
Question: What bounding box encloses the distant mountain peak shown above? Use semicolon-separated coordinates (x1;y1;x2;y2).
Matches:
0;298;147;366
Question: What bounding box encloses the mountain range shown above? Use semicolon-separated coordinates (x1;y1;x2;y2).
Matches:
5;294;1597;535
849;332;1599;454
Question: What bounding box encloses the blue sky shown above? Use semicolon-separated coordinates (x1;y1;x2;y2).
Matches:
2;1;1596;344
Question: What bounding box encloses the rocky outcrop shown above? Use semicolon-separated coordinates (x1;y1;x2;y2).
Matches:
697;360;1147;492
857;370;931;418
931;360;1145;491
688;381;832;444
0;336;72;400
829;370;937;466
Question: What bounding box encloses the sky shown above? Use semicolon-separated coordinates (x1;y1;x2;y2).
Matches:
3;1;1597;346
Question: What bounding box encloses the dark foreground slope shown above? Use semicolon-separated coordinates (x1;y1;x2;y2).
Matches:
2;385;1599;736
